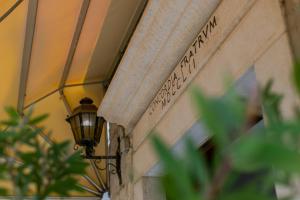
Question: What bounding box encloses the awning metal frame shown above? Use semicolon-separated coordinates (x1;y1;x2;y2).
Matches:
0;0;24;23
58;0;91;115
24;80;108;110
17;0;38;115
16;0;108;115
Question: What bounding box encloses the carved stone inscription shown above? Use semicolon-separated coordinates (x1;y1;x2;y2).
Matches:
148;16;217;116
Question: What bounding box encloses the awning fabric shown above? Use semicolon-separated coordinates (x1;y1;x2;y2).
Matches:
0;0;146;196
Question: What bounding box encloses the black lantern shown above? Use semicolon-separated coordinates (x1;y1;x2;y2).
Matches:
66;97;122;184
66;97;104;156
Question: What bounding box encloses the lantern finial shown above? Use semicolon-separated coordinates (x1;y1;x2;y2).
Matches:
80;97;93;105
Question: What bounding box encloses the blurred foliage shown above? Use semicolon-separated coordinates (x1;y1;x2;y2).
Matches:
0;108;88;200
151;63;300;200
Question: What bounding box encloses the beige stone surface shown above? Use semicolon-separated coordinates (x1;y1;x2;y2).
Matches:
255;33;295;118
284;0;300;60
98;0;221;130
132;0;287;182
108;124;135;200
131;177;165;200
132;0;257;152
141;177;165;200
133;178;144;200
108;124;122;198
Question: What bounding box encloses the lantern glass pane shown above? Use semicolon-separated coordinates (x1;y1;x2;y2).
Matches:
82;112;92;142
90;113;97;145
75;115;84;144
70;117;80;144
94;117;104;145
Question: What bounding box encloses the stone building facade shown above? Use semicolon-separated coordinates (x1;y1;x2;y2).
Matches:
98;0;300;199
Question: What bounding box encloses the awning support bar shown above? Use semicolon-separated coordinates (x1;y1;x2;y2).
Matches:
24;80;107;110
58;0;91;115
17;0;38;115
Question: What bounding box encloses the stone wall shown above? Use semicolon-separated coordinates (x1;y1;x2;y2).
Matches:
107;0;298;199
284;0;300;60
108;124;134;200
132;0;290;184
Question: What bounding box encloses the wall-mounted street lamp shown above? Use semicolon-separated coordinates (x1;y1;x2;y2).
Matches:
66;97;122;185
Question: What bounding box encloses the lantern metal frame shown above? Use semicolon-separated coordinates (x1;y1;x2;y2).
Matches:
66;97;122;185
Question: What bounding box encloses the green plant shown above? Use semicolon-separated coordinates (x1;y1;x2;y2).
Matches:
151;63;300;200
0;108;88;200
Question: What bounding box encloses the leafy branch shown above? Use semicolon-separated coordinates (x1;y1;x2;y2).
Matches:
151;63;300;200
0;107;88;199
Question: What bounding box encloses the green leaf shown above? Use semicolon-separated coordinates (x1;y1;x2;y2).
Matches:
18;151;40;163
261;81;283;124
29;114;49;125
4;107;20;119
64;152;88;174
231;135;300;173
191;87;246;148
44;177;79;196
184;138;210;193
0;188;8;196
151;134;201;200
1;120;18;127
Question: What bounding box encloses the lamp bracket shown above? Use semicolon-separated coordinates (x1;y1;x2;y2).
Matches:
82;139;122;185
94;161;120;181
84;154;122;185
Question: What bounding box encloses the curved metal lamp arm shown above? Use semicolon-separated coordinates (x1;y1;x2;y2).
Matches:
94;161;119;176
84;152;122;185
76;138;122;185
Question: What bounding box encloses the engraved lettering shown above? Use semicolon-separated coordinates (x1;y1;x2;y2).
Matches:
203;23;209;38
209;16;217;32
148;16;217;116
172;72;177;96
180;64;187;83
198;34;204;49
